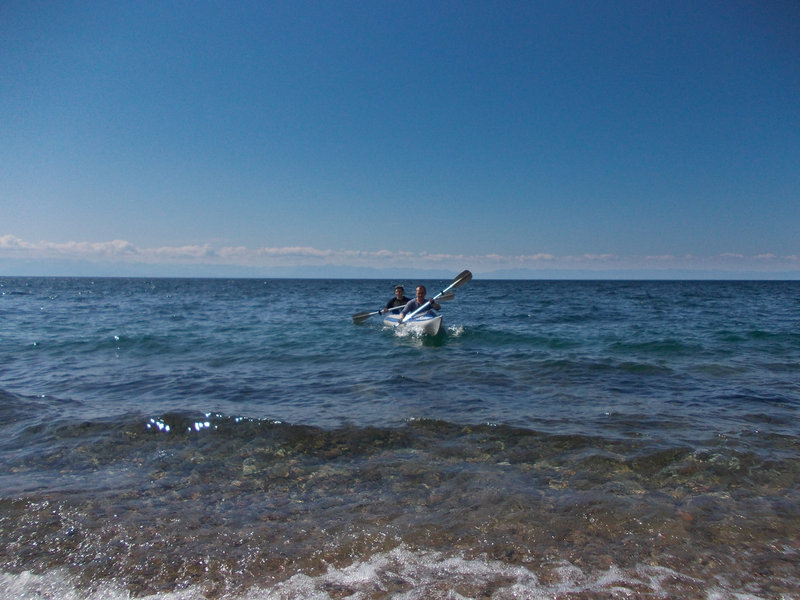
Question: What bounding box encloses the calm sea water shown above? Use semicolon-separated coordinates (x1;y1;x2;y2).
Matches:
1;276;798;599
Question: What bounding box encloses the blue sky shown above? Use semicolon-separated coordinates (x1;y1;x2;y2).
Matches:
2;1;798;278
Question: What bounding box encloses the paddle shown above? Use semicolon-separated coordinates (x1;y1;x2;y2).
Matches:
399;269;472;324
352;291;456;324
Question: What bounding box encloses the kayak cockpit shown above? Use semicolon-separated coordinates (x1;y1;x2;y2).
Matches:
382;311;443;336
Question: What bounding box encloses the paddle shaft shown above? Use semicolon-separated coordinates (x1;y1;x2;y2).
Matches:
400;270;472;323
352;291;456;323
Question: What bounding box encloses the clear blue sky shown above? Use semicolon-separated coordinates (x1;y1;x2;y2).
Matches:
2;1;798;278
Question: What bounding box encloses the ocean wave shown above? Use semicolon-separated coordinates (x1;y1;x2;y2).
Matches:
3;411;798;499
2;545;798;600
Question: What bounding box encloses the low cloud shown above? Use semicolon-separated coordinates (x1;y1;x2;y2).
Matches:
1;234;798;276
0;235;139;257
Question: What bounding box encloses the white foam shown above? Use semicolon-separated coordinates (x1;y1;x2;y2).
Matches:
445;324;465;337
0;569;202;600
0;548;789;600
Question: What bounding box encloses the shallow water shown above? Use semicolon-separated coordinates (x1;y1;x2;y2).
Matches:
1;277;799;598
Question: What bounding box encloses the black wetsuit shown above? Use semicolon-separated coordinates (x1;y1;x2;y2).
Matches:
384;296;410;313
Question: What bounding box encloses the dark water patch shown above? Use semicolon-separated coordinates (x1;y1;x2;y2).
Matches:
458;324;580;351
690;362;749;377
0;389;51;426
616;360;674;376
608;338;704;357
713;390;799;408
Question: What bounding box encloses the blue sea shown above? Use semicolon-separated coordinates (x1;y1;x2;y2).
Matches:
1;276;798;599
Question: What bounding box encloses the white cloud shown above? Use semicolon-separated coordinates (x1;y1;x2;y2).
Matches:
0;234;31;250
579;254;619;262
644;255;677;261
1;234;798;276
0;235;139;258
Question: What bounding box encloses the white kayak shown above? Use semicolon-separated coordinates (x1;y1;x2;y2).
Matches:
383;311;443;336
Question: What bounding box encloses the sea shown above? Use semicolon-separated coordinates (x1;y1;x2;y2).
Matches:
1;276;798;600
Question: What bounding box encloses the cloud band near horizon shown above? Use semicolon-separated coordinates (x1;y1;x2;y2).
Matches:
1;234;798;274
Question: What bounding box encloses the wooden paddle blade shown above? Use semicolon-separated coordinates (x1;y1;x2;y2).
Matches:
352;311;375;324
438;291;455;302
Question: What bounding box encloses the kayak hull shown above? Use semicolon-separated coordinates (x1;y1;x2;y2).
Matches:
383;312;443;336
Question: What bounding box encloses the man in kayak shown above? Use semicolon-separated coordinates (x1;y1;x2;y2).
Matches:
378;285;409;315
398;285;440;324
